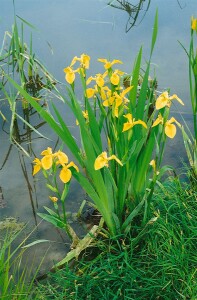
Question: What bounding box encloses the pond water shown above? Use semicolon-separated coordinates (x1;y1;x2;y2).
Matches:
0;0;197;273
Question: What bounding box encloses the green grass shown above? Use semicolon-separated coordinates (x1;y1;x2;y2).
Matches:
0;222;44;300
34;171;197;299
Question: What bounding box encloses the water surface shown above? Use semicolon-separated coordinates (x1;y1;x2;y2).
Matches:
0;0;196;270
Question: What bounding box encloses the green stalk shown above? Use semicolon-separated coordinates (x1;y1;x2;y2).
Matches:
189;33;197;140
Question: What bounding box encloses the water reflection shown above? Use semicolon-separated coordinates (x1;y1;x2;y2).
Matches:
0;108;46;225
108;0;151;32
0;16;58;225
107;0;187;32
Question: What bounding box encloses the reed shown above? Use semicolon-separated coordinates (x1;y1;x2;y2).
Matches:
0;14;56;154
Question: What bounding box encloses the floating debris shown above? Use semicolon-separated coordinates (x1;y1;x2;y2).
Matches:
0;217;25;231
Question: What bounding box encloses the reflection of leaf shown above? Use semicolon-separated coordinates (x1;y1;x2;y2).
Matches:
22;239;50;248
15;113;49;140
108;0;151;32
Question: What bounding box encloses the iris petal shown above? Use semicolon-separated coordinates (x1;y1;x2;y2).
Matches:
33;164;41;176
65;72;75;84
152;115;163;127
86;88;95;98
59;167;72;183
110;73;119;85
96;75;105;87
109;155;123;166
94;152;108;170
41;147;52;156
122;122;132;132
165;123;176;138
55;151;68;165
94;156;108;170
41;155;53;170
133;120;147;128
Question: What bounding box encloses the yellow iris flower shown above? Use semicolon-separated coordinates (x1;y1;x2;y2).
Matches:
156;91;184;110
86;88;96;98
103;95;115;107
122;113;147;132
113;86;132;108
80;54;90;69
64;54;90;84
98;58;123;70
152;115;181;138
86;73;107;88
33;149;79;184
191;17;197;31
33;147;60;173
70;54;90;69
94;151;123;170
49;196;58;203
102;87;132;117
102;94;120;118
40;147;53;170
99;86;111;101
116;86;133;102
63;67;77;84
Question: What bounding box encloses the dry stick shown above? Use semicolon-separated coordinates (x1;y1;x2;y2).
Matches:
34;222;103;283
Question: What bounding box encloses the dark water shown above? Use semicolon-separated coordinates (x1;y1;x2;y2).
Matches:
0;0;196;271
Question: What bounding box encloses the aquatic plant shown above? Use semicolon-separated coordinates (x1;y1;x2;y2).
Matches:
0;223;43;299
0;15;56;154
7;11;185;238
180;17;197;178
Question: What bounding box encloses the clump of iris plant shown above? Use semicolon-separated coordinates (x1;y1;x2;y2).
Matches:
61;48;184;233
12;11;185;236
33;43;184;237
